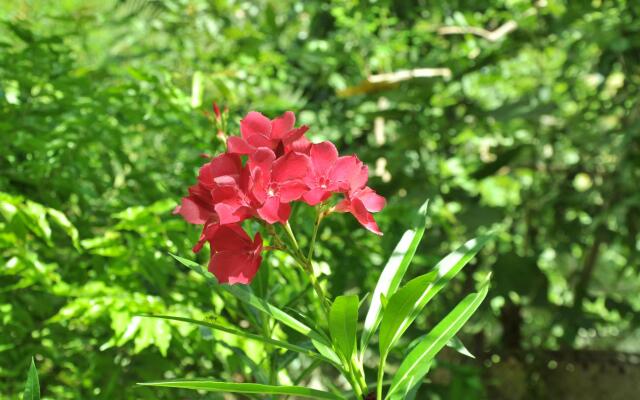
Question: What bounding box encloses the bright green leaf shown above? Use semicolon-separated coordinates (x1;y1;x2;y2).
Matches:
379;233;493;360
386;280;490;399
170;254;334;348
329;295;359;361
140;314;332;363
361;200;428;353
138;380;345;399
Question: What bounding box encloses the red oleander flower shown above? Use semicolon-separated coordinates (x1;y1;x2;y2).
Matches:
174;109;387;284
248;148;311;224
207;224;263;284
227;111;309;157
174;153;246;251
174;153;243;224
336;186;386;236
302;141;362;205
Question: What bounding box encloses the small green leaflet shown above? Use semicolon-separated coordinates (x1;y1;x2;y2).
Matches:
139;380;345;399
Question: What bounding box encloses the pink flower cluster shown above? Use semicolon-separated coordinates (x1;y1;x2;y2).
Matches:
175;111;385;284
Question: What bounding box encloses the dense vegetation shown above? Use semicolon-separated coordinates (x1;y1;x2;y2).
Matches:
2;0;639;398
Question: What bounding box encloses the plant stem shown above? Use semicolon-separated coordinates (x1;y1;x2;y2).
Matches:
307;209;322;260
282;221;331;316
350;357;368;397
376;355;386;400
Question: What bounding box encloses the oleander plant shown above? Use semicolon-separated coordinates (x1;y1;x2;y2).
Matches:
139;108;494;399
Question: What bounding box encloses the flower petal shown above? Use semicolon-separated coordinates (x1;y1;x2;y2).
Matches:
257;196;291;224
227;136;255;154
285;135;312;154
349;162;369;191
198;153;242;187
351;197;383;235
272;151;311;182
240;111;271;140
278;180;309;202
271;111;295;140
357;187;386;212
302;188;332;206
329;156;359;190
209;224;252;252
174;197;212;225
282;125;309;145
310;141;338;173
209;251;261;285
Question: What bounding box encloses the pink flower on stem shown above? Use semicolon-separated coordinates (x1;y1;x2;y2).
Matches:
174;109;387;285
336;186;386;235
302;141;363;206
208;224;263;284
227;111;309;156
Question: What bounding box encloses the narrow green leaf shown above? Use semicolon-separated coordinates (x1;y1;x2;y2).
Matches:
23;357;40;400
386;281;490;399
139;380;345;399
139;314;332;363
170;253;330;343
329;295;359;361
226;285;332;345
378;273;436;359
170;253;338;364
378;233;493;359
361;200;428;353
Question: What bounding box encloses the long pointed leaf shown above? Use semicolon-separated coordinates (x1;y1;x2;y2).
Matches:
170;253;331;346
329;295;359;361
378;233;493;359
139;314;332;363
386;281;490;399
361;200;428;353
139;380;345;399
23;357;40;400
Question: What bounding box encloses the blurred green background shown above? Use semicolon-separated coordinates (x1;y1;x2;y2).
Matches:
2;0;640;399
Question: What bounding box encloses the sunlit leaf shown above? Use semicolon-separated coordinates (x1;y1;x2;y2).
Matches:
361;200;429;353
140;314;332;363
329;295;359;361
378;233;493;359
386;279;490;399
170;254;334;348
138;380;345;399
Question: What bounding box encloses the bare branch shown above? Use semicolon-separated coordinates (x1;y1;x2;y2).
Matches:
438;20;518;42
337;68;451;97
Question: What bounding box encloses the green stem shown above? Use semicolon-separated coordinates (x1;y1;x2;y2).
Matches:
377;355;386;400
350;357;368;398
282;222;331;316
307;210;321;260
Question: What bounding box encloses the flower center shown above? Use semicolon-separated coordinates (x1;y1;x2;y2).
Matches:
267;184;278;197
